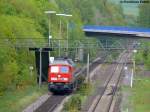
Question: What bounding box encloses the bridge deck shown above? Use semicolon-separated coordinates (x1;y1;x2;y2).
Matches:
83;25;150;38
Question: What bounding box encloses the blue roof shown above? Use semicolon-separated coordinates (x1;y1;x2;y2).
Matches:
83;25;150;37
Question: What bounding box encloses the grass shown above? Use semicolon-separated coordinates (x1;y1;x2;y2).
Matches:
0;85;47;112
121;77;150;112
131;77;150;112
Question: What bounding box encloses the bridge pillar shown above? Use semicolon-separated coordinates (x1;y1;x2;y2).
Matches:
29;48;52;83
35;51;49;82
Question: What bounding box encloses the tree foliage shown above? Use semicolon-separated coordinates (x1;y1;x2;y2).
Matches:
0;0;126;94
138;3;150;27
136;3;150;70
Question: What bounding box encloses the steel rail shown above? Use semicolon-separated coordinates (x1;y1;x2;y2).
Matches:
106;53;130;112
34;54;108;112
90;51;128;112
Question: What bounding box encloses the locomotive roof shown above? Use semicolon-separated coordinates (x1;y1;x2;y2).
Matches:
50;59;75;66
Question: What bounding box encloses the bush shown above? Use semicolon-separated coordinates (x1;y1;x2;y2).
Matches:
77;83;92;96
63;94;81;112
63;82;92;112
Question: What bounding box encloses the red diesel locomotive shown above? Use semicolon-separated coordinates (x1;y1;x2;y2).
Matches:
48;58;78;92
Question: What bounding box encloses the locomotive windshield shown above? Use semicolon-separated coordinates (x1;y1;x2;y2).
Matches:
50;66;69;73
51;66;59;73
60;66;69;73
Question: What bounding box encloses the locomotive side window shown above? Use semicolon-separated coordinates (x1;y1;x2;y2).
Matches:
60;66;69;73
51;66;59;73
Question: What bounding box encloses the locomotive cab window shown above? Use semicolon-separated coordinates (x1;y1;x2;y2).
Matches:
51;66;59;73
60;66;69;73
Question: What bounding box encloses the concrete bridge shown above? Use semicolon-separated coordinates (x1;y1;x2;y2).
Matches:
83;25;150;38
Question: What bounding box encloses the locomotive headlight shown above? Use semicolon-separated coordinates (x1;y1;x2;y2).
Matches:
51;77;57;80
58;75;61;78
63;78;68;81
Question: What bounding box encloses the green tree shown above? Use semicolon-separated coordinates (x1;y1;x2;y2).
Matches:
138;3;150;27
137;3;150;70
0;0;126;94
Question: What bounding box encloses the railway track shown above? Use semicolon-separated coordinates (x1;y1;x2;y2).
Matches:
34;55;107;112
33;51;127;112
88;51;129;112
34;95;66;112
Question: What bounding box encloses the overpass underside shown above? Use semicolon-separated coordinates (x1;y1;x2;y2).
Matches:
85;32;148;39
83;25;150;39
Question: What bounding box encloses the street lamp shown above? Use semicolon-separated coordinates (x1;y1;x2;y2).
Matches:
45;11;56;65
124;66;128;70
133;50;137;71
66;14;72;56
44;11;56;46
131;49;137;88
56;13;72;56
86;53;90;83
